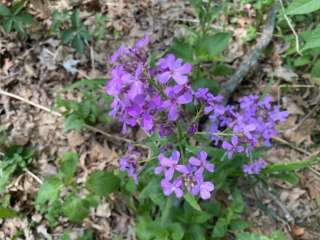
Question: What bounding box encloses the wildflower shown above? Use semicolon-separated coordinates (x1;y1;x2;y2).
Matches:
154;150;188;180
192;179;214;200
243;159;266;175
161;178;184;198
119;145;141;184
156;54;192;85
222;136;245;159
162;85;193;121
188;151;214;175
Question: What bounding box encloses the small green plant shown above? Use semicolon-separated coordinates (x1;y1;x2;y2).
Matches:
237;231;286;240
92;13;108;41
59;230;94;240
0;0;35;37
35;152;120;225
0;129;33;193
56;79;112;132
51;9;90;54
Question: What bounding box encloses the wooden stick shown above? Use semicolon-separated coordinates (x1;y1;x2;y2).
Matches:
0;88;149;150
220;3;280;100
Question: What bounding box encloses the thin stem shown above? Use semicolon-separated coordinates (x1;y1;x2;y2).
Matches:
24;168;43;184
279;0;302;55
196;131;240;137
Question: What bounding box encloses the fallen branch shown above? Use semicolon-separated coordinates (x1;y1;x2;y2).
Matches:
220;2;280;100
258;183;295;225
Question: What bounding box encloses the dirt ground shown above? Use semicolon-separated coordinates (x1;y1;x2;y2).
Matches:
0;0;319;239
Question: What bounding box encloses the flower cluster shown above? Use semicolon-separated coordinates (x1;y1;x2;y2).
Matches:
155;150;215;200
119;145;141;184
105;36;193;134
208;95;288;165
106;37;288;198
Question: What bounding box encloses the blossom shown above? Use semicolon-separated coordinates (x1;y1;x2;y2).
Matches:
119;145;141;184
161;178;184;198
188;151;214;175
162;85;193;121
243;159;266;175
154;150;188;180
156;54;192;85
192;179;214;200
222;136;245;159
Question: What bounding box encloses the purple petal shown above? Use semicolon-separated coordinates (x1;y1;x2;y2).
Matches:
175;188;183;198
177;63;192;74
172;74;188;85
156;71;171;84
205;163;215;172
198;151;208;161
176;165;189;174
154;166;162;175
168;105;179;121
164;168;174;180
222;141;232;151
171;150;180;162
189;157;201;166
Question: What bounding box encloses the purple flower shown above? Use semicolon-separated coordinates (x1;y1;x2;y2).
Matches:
161;178;184;198
135;35;150;49
155;150;188;180
188;151;214;175
119;146;141;184
159;124;174;137
222;136;245;159
192;179;214;200
187;122;198;137
110;45;129;64
162;85;193;121
243;159;266;175
156;54;192;85
270;106;288;123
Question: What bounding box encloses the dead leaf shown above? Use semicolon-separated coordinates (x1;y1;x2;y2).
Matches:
274;66;298;82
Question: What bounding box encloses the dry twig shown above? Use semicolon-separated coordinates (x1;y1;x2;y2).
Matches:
220;3;280;100
0;88;149;150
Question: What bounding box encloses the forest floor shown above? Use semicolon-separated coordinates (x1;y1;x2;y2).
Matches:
0;0;319;239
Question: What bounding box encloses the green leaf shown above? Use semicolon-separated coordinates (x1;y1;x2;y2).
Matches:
3;18;13;32
211;217;228;238
13;18;26;36
275;172;300;185
196;32;231;59
72;34;85;54
170;38;194;62
167;223;184;240
0;163;17;193
11;0;26;15
0;207;19;218
64;114;85;132
0;4;11;16
287;0;320;15
302;27;320;51
311;60;320;79
62;195;90;223
184;192;201;211
59;152;79;183
86;170;120;197
16;12;34;25
59;232;71;240
36;176;63;207
294;56;310;67
262;157;320;174
62;29;75;44
71;9;81;29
